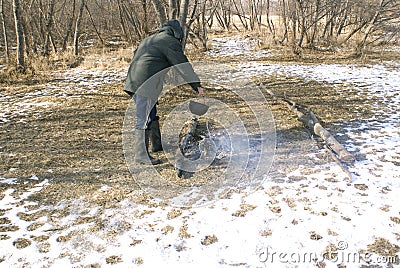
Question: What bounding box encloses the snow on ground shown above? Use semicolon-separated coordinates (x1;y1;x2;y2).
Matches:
1;37;399;267
205;35;271;59
0;68;126;123
239;61;400;180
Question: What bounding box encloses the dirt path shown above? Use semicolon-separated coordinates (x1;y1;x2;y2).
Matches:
1;36;399;267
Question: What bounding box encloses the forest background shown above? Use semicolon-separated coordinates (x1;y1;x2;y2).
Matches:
0;0;399;78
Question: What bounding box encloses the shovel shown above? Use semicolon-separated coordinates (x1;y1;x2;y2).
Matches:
189;98;209;116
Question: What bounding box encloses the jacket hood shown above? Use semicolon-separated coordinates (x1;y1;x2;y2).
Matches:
159;20;184;41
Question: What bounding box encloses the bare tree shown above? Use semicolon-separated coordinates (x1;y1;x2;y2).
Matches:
43;0;56;56
232;0;249;30
13;0;24;70
117;0;129;41
74;0;85;56
278;0;290;44
335;0;352;38
62;0;76;51
179;0;190;30
248;0;262;30
265;0;277;41
218;0;232;30
85;2;104;45
152;0;167;25
169;0;178;19
195;0;209;49
180;0;202;49
355;0;395;55
120;0;143;40
141;0;149;33
0;0;9;63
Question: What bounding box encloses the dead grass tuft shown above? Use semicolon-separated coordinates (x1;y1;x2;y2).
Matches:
201;234;218;245
78;46;133;70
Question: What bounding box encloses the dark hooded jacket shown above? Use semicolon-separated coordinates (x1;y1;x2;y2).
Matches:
124;20;201;100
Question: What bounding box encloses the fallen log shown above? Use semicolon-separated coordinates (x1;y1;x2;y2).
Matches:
314;123;355;163
261;83;355;165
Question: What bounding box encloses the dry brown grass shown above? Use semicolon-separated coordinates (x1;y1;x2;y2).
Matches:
0;45;134;85
77;46;133;70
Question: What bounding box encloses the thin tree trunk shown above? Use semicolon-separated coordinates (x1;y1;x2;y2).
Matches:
336;0;350;38
356;0;385;55
121;1;142;40
62;0;76;51
152;0;167;25
44;0;55;56
0;0;9;63
74;0;85;56
265;0;274;34
309;0;320;47
290;5;299;54
249;0;255;30
85;2;104;45
322;12;334;38
218;0;231;30
141;0;148;33
13;0;25;71
117;0;129;42
179;0;190;48
223;1;232;30
31;21;39;54
185;0;199;47
258;0;264;28
169;0;178;19
200;0;208;49
206;2;215;28
295;0;306;48
179;0;190;28
49;33;57;53
20;11;31;55
215;8;228;30
232;0;248;30
280;0;289;44
340;21;368;45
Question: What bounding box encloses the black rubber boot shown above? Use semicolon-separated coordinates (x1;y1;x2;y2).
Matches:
134;129;161;165
150;120;163;152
